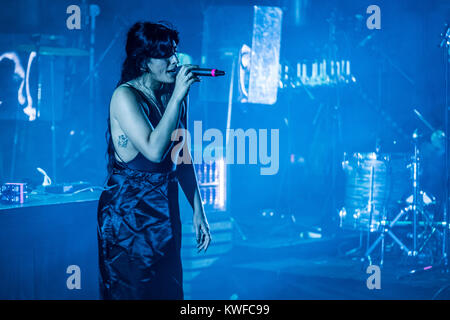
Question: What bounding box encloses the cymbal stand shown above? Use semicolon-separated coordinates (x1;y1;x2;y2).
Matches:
363;134;425;265
366;130;442;269
405;26;450;276
437;24;450;271
365;165;376;264
411;130;420;257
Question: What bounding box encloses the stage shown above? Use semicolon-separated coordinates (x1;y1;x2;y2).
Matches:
189;236;450;300
0;0;449;302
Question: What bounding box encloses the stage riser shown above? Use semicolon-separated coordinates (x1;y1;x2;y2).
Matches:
0;199;233;300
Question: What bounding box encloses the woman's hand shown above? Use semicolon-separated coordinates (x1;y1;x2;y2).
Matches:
193;210;211;253
172;64;200;102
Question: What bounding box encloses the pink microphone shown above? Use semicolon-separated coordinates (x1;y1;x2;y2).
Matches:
175;66;225;77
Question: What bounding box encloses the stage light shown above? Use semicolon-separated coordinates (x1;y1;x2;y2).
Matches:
196;157;226;211
247;6;283;105
217;158;226;210
177;52;193;65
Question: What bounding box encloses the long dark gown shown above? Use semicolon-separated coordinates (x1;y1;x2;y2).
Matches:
97;84;186;300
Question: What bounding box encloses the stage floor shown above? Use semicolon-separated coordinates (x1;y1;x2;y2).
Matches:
188;235;450;300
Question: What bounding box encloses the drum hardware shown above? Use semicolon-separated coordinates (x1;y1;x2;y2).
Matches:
395;29;450;275
414;108;446;153
340;145;442;265
387;221;446;227
365;165;376;254
362;130;444;266
414;24;450;274
412;106;448;269
338;25;450;272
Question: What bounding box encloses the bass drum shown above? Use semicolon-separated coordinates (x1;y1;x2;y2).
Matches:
340;152;389;232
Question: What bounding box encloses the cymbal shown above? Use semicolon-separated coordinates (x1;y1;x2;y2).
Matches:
16;44;89;57
431;130;445;151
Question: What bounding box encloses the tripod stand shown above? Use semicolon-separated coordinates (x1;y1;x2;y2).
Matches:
363;132;436;266
437;24;449;271
403;24;450;276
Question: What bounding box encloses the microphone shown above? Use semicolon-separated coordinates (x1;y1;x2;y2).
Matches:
175;66;225;77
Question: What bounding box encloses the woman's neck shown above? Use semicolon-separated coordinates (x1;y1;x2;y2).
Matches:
129;75;165;110
133;73;163;96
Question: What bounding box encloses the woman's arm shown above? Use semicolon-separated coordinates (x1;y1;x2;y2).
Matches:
111;86;182;163
110;65;198;163
176;101;211;252
177;156;211;252
177;157;203;213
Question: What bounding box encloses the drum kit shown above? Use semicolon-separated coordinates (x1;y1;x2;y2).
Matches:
336;24;450;269
277;15;448;268
339;127;446;266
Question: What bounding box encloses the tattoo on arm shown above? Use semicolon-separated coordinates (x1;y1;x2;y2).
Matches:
118;134;128;148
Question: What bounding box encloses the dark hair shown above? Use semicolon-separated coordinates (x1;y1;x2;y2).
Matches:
117;21;179;86
105;21;179;176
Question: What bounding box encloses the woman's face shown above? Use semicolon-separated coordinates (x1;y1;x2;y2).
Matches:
146;42;179;84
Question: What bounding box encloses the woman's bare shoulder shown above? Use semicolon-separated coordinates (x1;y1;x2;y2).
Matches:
111;84;138;103
110;84;142;118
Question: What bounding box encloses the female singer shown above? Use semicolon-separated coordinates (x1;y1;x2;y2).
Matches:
97;21;211;300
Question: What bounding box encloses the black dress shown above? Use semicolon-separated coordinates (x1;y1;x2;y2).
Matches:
97;84;186;300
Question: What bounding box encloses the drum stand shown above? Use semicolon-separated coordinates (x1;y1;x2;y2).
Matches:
364;166;378;265
363;131;442;266
362;160;411;266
